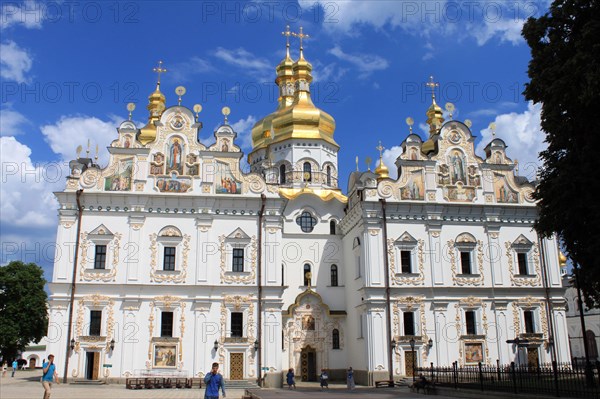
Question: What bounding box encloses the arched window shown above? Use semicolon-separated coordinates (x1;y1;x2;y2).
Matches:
326;165;332;186
587;330;598;359
330;265;338;286
296;211;317;233
332;329;340;349
330;220;336;235
303;264;311;286
303;162;312;182
280;164;286;184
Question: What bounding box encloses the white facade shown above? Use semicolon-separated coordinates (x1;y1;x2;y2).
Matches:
563;277;600;363
45;52;570;386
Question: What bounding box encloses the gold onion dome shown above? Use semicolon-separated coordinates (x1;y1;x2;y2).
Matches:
139;62;167;145
270;33;337;148
375;158;389;180
558;251;567;267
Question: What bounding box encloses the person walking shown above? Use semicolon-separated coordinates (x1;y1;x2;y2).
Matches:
203;362;226;399
346;366;355;390
286;368;296;389
2;362;7;377
11;359;18;377
41;354;59;399
319;369;329;390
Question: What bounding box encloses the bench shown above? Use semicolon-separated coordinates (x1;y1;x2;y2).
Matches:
375;380;395;388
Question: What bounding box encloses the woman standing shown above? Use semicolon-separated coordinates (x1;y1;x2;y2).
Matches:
319;369;329;390
346;367;355;390
286;368;296;389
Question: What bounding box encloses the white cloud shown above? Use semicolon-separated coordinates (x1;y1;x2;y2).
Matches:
231;115;257;151
40;115;121;167
0;136;59;229
168;56;214;83
0;40;33;83
0;1;44;30
301;0;535;46
476;101;545;180
382;145;403;179
0;108;29;136
328;45;389;78
312;61;348;83
213;47;271;79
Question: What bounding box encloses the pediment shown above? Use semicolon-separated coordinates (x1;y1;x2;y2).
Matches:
512;234;533;247
89;224;114;237
395;232;417;245
227;227;250;240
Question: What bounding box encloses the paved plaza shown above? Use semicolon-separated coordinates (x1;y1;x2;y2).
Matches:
0;371;464;399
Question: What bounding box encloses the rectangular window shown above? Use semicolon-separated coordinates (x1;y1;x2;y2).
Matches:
358;314;364;338
89;310;102;336
231;312;243;337
400;250;412;274
232;248;244;272
403;312;415;336
524;310;535;333
94;245;107;269
163;247;176;271
356;256;361;278
460;251;472;274
517;253;528;275
161;311;173;337
465;310;477;335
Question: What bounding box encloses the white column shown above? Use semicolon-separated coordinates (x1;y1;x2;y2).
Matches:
126;216;144;282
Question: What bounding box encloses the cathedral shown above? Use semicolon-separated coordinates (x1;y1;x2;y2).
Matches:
45;31;570;387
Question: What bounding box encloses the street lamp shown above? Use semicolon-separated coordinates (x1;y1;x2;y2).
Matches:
213;340;219;352
109;339;115;352
70;338;76;351
391;339;396;351
428;338;433;349
409;338;416;382
254;340;259;352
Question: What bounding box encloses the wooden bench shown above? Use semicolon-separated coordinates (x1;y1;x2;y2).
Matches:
375;380;395;388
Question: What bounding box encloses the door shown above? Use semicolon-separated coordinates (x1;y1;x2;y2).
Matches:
405;351;416;377
301;347;317;381
527;347;539;368
85;352;100;380
230;353;244;380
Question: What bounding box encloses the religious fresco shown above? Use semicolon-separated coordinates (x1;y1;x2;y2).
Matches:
302;315;315;331
155;173;193;193
495;176;519;203
153;344;177;368
150;152;165;175
166;137;184;175
464;343;483;364
435;149;481;202
215;162;241;194
221;138;230;152
186;153;199;176
104;159;133;191
400;172;424;200
446;183;476;202
449;150;467;185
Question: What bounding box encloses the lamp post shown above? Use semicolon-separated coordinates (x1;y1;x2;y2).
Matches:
213;340;219;352
409;338;416;382
70;338;76;351
109;339;115;352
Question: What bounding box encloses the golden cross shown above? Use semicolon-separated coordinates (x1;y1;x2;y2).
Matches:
376;141;385;158
282;25;292;48
426;75;439;101
153;60;167;84
292;26;309;53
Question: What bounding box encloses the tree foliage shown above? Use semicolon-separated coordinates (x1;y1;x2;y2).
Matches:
523;0;600;307
0;261;48;361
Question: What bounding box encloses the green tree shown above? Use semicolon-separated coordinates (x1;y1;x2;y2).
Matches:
523;0;600;307
0;261;48;361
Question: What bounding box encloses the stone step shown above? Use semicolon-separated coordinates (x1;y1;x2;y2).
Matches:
70;379;106;385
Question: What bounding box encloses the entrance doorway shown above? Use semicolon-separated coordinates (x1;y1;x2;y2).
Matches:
85;351;100;380
301;346;317;381
405;351;416;376
230;353;244;380
527;347;539;368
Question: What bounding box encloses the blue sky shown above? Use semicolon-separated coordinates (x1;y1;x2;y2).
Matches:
0;0;550;276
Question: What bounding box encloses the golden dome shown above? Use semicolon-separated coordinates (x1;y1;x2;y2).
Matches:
270;48;338;148
375;158;389;180
558;251;567;267
426;98;444;135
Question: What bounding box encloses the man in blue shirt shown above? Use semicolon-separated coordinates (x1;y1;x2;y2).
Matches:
204;362;226;399
11;359;17;377
41;354;59;399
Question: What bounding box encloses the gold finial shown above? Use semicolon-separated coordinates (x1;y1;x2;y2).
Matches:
489;122;497;138
86;139;90;157
152;60;167;87
222;106;231;124
445;102;455;120
126;103;136;121
282;25;292;58
558;251;567;267
365;156;372;171
175;86;186;106
95;144;99;161
406;117;414;134
376;141;385;159
464;119;473;129
292;26;310;58
355;156;359;171
193;104;202;121
426;75;439;102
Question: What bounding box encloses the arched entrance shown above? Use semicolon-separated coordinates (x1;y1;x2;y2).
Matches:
301;346;317;381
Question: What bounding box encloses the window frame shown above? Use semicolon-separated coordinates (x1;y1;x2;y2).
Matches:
517;252;529;275
460;251;472;275
296;211;317;233
89;310;102;336
403;311;415;336
400;250;412;274
330;264;338;286
332;329;340;349
523;310;536;334
303;264;311;286
232;247;245;272
279;164;286;184
163;246;176;271
161;311;174;337
303;162;312;182
465;310;477;335
231;312;244;338
93;244;107;270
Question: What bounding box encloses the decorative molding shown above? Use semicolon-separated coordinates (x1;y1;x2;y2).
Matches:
219;235;257;284
388;239;425;285
79;232;122;282
447;239;485;286
505;241;542;287
149;233;191;283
